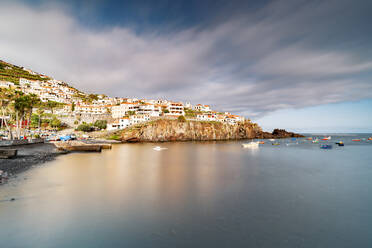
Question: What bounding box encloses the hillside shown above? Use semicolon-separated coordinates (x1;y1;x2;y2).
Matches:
0;60;50;84
120;119;303;142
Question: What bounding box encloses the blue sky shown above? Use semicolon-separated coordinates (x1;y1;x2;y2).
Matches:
1;0;372;132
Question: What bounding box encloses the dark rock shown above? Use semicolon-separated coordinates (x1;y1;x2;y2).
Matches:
120;119;303;142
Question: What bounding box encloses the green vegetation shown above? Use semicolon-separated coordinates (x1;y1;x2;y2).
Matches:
76;120;108;132
44;100;64;114
177;115;187;122
107;134;121;141
127;111;136;116
0;60;49;84
94;120;107;130
76;123;93;132
50;117;62;128
184;108;201;117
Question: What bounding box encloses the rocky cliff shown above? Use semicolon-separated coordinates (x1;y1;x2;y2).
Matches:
120;119;303;142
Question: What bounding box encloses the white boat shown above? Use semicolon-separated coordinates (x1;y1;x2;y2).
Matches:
153;146;168;151
322;136;331;140
269;139;275;141
242;142;259;148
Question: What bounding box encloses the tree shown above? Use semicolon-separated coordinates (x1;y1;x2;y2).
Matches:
25;93;41;131
177;115;186;122
0;88;14;139
94;120;107;130
71;102;75;112
13;94;32;138
44;100;60;114
50;117;61;128
76;123;92;132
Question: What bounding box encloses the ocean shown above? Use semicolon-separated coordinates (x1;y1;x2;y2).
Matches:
0;134;371;247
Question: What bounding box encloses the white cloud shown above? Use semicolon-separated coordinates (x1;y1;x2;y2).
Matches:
0;1;372;118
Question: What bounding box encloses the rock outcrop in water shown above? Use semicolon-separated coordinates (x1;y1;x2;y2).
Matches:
120;119;303;142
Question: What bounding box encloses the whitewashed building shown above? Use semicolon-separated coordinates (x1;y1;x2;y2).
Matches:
194;104;211;112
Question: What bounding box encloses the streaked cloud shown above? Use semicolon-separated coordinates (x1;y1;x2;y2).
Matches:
0;0;371;118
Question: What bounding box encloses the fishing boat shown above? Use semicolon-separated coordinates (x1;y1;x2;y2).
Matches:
312;138;319;143
153;146;168;151
335;141;344;146
306;137;313;140
322;136;331;141
258;141;265;144
352;139;361;142
242;142;259;148
320;144;332;149
269;139;275;141
272;143;280;146
368;137;372;141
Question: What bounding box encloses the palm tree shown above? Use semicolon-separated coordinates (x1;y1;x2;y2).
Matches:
0;88;14;139
25;94;41;132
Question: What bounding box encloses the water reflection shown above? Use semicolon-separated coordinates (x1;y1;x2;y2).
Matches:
0;139;372;248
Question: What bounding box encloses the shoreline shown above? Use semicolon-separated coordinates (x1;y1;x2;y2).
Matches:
0;143;66;178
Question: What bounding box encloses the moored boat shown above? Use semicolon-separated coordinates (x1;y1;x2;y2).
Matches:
153;146;168;151
368;137;372;141
322;136;331;141
258;141;265;144
320;144;332;149
335;141;344;146
352;139;361;142
312;138;319;143
242;142;259;148
306;137;313;140
272;142;280;146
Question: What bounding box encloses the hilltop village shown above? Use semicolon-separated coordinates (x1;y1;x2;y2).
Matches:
0;60;245;134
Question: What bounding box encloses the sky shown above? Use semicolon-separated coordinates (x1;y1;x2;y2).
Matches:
0;0;372;132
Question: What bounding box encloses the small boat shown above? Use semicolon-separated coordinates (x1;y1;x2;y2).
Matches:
368;137;372;141
335;141;344;146
312;138;319;143
242;142;259;148
320;144;332;149
272;143;280;146
153;146;168;151
352;139;361;142
306;137;313;140
258;141;265;144
269;139;275;141
322;136;331;141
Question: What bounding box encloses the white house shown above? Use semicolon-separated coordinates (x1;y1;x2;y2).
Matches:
225;115;245;125
194;104;211;112
130;114;150;124
0;81;15;88
111;102;140;118
107;117;131;131
166;102;184;116
137;103;161;117
196;113;217;122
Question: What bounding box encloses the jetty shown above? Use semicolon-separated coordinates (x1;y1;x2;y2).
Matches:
52;141;112;152
0;149;17;159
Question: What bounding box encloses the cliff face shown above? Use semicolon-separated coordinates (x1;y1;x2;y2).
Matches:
120;119;303;142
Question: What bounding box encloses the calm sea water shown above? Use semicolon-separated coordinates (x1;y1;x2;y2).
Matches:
1;134;372;248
